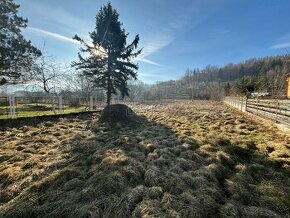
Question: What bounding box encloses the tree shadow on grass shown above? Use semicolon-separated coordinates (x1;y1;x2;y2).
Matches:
1;113;290;218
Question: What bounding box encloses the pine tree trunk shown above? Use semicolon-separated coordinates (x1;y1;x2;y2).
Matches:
107;54;112;105
106;89;111;105
106;74;112;105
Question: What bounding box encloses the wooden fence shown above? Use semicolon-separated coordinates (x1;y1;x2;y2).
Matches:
224;96;290;126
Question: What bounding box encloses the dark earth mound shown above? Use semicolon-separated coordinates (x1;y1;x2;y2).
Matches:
98;104;137;124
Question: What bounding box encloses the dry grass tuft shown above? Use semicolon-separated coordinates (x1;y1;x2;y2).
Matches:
147;186;163;199
219;202;240;218
241;206;280;218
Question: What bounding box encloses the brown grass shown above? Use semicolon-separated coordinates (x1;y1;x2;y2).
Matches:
0;100;289;217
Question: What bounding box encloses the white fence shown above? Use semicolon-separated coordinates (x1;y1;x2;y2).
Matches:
224;96;247;112
0;96;105;119
224;96;290;126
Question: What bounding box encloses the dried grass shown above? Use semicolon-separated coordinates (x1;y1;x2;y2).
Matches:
0;101;289;217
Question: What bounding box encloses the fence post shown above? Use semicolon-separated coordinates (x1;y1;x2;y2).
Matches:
59;95;63;114
89;96;93;111
8;96;16;118
275;100;279;122
12;96;16;117
242;97;244;112
256;98;259;115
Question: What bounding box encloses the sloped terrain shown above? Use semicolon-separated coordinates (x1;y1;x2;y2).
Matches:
0;101;289;217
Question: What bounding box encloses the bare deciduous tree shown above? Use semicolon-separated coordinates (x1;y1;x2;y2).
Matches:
33;54;60;94
267;65;289;98
127;80;146;101
29;45;67;113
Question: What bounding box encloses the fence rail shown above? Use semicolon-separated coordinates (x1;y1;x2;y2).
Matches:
224;96;290;126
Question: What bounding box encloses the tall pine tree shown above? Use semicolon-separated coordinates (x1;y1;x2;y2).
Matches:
72;3;141;105
0;0;41;85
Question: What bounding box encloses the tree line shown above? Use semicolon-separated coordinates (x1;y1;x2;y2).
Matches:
130;55;289;101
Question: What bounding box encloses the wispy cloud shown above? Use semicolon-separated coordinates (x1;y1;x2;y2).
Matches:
22;0;163;67
136;23;182;66
133;3;201;66
141;35;175;58
138;13;193;61
137;0;222;66
27;26;165;67
135;34;175;66
271;42;290;49
20;0;91;35
26;27;79;45
137;58;163;66
271;33;290;49
20;0;222;70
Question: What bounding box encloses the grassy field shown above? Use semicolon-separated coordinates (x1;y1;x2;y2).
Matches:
0;104;87;119
0;100;289;217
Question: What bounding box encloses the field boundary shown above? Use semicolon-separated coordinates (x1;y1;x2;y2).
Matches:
0;110;101;129
224;96;290;129
0;95;108;119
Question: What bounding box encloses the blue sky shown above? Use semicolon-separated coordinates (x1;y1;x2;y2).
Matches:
17;0;290;83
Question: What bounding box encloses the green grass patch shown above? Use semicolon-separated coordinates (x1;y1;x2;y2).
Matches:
0;104;87;119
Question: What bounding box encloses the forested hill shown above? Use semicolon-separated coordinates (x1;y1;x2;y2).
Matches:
139;54;290;101
183;54;290;83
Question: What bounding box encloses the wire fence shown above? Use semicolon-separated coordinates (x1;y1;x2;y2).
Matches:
224;96;290;126
0;94;187;119
5;95;289;125
0;96;107;119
